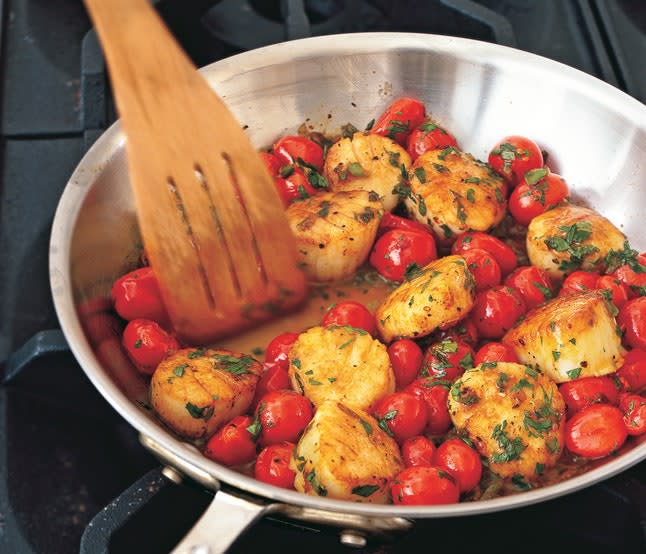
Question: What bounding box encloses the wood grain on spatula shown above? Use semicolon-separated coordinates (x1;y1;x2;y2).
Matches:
84;0;307;344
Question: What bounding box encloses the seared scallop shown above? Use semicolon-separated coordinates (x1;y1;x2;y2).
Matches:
290;400;403;502
324;132;411;211
502;291;624;383
287;189;383;283
150;347;261;440
448;362;566;480
288;325;395;411
375;255;476;343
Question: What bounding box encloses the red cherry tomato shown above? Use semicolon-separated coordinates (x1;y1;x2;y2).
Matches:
401;436;436;467
559;376;620;414
369;229;438;283
474;342;519;365
616;348;646;393
460;248;502;292
204;415;258;467
508;170;569;226
391;466;460;505
111;266;169;325
122;318;179;375
617;296;646;350
611;251;646;296
265;332;300;371
504;265;555;309
452;232;518;276
321;300;376;336
377;211;433;237
559;270;600;296
619;393;646;436
434;320;479;347
420;339;474;383
258;151;282;176
596;275;630;309
388;339;424;389
273;135;324;170
434;438;482;493
487;135;544;187
274;167;318;207
251;363;291;410
405;379;453;436
373;392;428;443
371;97;426;146
565;404;628;459
470;286;527;339
254;442;297;489
406;119;458;161
255;390;313;446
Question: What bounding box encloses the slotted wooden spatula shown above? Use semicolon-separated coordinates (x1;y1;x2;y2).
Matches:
84;0;307;344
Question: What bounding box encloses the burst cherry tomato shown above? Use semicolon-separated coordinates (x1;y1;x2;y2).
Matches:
322;300;376;336
273;135;324;170
255;390;313;447
251;363;291;410
619;393;646;436
434;320;479;346
406;119;458;161
258;151;282;176
559;270;600;296
460;248;501;292
265;332;300;371
508;169;569;226
204;415;258;467
469;285;526;339
504;265;555;309
596;275;630;309
122;318;179;375
559;376;620;414
487;135;544;187
391;466;460;505
274;167;317;206
254;442;297;489
111;266;169;325
377;211;433;237
452;232;517;276
434;438;482;493
419;339;474;382
565;404;628;459
371;97;426;146
474;342;519;365
616;348;646;393
405;379;452;436
611;251;646;296
617;296;646;350
373;392;428;443
401;436;436;467
388;339;424;389
369;229;438;282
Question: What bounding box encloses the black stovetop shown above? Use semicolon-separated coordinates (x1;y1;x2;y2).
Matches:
1;1;645;553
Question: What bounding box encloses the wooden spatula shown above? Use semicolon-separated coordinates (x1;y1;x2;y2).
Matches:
83;0;307;344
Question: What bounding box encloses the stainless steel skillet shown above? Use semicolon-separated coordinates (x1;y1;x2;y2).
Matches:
49;32;646;552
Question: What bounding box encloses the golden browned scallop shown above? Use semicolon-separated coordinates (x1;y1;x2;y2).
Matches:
324;132;411;211
288;325;395;411
526;205;626;282
286;189;383;283
375;255;476;343
404;147;506;241
448;362;565;480
290;400;403;502
502;291;624;383
150;347;261;440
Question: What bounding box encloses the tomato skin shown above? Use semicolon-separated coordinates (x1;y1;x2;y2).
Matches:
487;135;544;187
508;170;569;226
258;151;282;176
616;348;646;393
373;392;429;443
369;229;438;282
251;363;291;410
559;376;620;414
559;270;600;296
111;266;169;325
474;342;519;365
470;286;527;340
434;438;483;493
273;135;324;170
388;339;424;389
565;404;628;459
322;300;376;336
122;319;179;375
596;275;630;309
434;319;479;347
406;120;458;161
204;415;257;466
617;296;646;350
504;265;555;309
619;393;646;436
256;390;313;446
264;332;300;371
254;442;297;489
404;379;453;436
372;97;426;146
611;252;646;296
273;167;317;207
460;248;501;292
419;339;474;383
377;212;433;237
451;232;517;276
391;466;460;505
401;436;436;467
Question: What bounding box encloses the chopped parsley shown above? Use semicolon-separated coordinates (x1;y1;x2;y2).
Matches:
544;222;599;272
347;162;365;177
173;364;188;377
567;367;582;380
352;484;380;497
185;402;214;420
414;166;427;183
212;354;255;376
491;420;526;463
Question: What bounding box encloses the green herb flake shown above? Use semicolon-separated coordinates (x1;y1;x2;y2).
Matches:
352;484;380;497
348;162;366;177
212;354;255;376
552;350;561;361
360;418;373;436
188;348;206;359
535;462;546;475
185;402;214;421
364;118;375;131
292;358;301;369
534;282;553;299
173;364;188;377
134;339;143;349
567;367;582;380
481;361;498;369
512;474;532;490
414;167;427;183
546;436;561;454
524;167;548;185
491;420;527;463
466;188;476;203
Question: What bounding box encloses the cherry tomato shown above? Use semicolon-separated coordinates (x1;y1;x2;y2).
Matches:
434;438;483;493
373;392;428;443
559;376;620;414
273;135;324;170
596;275;630;309
255;390;313;446
508;170;569;226
452;232;517;276
419;339;474;383
371;97;426;146
369;229;438;282
474;342;519;365
504;265;555;309
619;393;646;436
460;248;501;292
406;119;458;161
388;339;424;389
204;415;258;467
433;320;479;347
565;403;628;459
405;379;453;436
401;436;436;468
265;331;300;371
251;363;291;410
616;348;646;393
469;286;527;339
559;270;600;296
391;466;460;505
274;167;317;207
611;251;646;296
122;318;179;375
254;442;297;489
258;151;282;176
111;266;169;325
487;135;544;187
617;296;646;350
377;211;434;238
322;300;376;336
